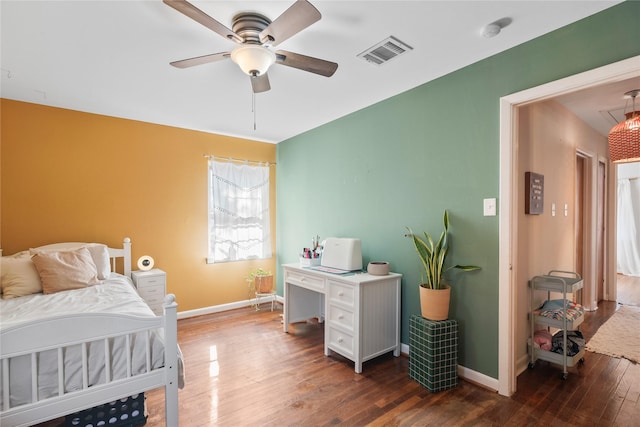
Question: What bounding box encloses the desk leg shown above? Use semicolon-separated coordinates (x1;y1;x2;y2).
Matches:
283;282;290;333
324;329;330;357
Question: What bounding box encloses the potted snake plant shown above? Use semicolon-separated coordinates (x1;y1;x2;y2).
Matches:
406;210;480;320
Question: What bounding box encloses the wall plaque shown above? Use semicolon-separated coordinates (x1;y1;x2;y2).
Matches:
525;172;544;215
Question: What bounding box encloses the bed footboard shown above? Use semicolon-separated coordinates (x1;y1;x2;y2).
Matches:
0;294;179;427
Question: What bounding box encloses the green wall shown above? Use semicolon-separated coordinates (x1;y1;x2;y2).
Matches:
276;1;640;379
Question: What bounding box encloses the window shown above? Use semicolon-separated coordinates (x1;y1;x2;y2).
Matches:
207;159;272;263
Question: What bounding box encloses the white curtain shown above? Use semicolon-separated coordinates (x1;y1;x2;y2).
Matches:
208;160;272;263
617;178;640;276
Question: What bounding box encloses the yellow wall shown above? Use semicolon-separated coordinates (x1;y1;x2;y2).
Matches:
0;99;276;313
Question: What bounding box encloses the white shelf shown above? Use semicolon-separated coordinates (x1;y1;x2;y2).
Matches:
533;313;584;331
528;343;585;368
528;270;585;379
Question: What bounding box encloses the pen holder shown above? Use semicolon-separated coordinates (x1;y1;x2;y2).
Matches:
299;257;321;267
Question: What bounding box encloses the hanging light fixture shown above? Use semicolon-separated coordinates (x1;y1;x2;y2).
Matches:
230;45;276;77
608;89;640;164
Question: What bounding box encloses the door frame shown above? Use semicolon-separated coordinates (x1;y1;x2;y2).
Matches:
498;55;640;396
576;149;597;312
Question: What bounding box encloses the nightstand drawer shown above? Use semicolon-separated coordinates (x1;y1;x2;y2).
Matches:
138;287;164;302
137;284;164;296
140;293;165;308
135;276;165;289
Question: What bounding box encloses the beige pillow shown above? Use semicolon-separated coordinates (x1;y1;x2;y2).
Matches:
31;243;111;280
1;255;43;299
31;247;99;294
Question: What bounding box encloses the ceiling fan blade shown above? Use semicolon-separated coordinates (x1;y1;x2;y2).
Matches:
260;0;321;46
251;74;271;93
163;0;242;43
275;50;338;77
170;52;230;68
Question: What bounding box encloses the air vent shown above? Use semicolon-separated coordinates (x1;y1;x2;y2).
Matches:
357;36;413;66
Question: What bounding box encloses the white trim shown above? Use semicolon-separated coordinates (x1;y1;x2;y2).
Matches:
458;365;499;392
601;157;614;303
576;149;597;311
498;55;640;397
401;342;410;355
498;96;517;397
177;295;284;320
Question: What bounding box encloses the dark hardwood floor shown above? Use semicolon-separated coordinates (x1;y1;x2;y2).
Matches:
36;300;639;426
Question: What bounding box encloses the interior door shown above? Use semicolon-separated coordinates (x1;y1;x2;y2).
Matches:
576;155;585;284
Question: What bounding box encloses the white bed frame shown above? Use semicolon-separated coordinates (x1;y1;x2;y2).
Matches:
0;238;179;427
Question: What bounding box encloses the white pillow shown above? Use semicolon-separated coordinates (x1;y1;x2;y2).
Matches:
84;244;111;280
1;255;43;299
31;243;111;280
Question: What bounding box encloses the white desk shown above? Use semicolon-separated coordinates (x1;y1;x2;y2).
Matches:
282;264;402;373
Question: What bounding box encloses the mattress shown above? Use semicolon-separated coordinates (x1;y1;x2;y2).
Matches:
0;274;175;410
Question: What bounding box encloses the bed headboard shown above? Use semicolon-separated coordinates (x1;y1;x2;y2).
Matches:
107;237;132;277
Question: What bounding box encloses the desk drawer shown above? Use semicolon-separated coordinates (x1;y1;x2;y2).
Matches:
328;281;355;308
328;304;355;332
286;271;325;293
328;326;354;358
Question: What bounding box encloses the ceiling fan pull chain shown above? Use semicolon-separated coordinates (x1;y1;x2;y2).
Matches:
253;91;257;130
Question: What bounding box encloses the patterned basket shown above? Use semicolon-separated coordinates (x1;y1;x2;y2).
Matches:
65;393;147;427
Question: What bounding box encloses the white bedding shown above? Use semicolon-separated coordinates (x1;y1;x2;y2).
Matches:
0;274;174;410
0;273;154;327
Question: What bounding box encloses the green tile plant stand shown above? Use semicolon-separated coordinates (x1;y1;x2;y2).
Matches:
409;314;458;392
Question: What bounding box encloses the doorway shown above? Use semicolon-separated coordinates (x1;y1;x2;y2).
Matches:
498;55;640;397
574;152;606;311
576;154;586;289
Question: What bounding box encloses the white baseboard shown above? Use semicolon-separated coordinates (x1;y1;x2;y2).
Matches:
178;299;499;392
401;343;498;392
457;365;499;391
401;342;410;355
177;295;284;320
516;353;530;376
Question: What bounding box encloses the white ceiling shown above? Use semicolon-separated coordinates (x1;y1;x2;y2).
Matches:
0;1;633;143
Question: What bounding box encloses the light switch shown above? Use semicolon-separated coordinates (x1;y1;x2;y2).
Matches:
551;203;556;217
483;198;496;216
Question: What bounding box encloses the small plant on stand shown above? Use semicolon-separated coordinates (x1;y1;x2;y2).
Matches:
246;268;274;310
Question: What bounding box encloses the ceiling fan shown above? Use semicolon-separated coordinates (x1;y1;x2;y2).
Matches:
163;0;338;93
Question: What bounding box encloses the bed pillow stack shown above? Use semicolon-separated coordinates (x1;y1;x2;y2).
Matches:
31;243;112;280
0;243;111;299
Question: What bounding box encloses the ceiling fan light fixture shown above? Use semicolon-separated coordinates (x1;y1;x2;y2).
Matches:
231;45;276;76
608;89;640;164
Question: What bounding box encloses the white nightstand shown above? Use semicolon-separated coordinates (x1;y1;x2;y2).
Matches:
131;269;166;316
